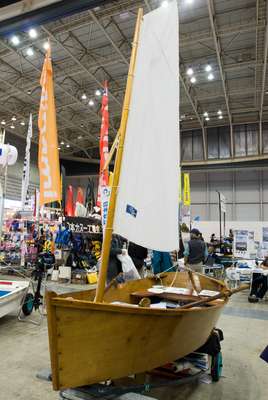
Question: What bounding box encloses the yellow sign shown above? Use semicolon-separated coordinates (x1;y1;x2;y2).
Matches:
38;46;61;207
183;173;191;206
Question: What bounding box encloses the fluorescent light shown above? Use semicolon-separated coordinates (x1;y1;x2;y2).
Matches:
11;116;16;121
26;48;34;56
205;64;212;72
81;93;87;100
20;121;25;126
66;144;70;148
11;35;20;46
29;28;37;39
161;0;169;7
218;115;223;120
205;117;210;121
88;99;95;106
58;147;61;150
217;110;222;115
190;76;196;84
186;67;194;76
95;89;101;96
208;73;214;81
10;124;15;129
60;141;65;145
43;42;50;50
203;112;208;117
1;120;6;125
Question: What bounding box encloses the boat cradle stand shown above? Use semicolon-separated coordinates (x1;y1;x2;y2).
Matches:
36;369;205;400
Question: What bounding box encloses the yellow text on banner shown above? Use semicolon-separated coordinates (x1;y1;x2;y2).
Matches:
183;173;191;206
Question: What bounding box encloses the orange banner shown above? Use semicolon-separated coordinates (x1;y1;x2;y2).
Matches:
38;46;61;207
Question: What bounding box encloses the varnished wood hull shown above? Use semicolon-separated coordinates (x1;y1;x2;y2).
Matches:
46;272;227;390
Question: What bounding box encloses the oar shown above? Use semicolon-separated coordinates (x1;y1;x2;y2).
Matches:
179;284;249;310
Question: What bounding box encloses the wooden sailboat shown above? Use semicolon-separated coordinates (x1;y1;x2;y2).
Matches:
46;2;246;391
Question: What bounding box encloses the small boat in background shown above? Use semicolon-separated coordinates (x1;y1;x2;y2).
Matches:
0;280;28;318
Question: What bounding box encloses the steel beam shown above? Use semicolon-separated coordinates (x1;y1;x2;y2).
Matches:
206;0;233;156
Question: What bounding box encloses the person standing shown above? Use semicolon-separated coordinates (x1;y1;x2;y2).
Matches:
184;229;208;273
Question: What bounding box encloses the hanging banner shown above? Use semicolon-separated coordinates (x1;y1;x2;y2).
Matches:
220;193;226;214
183;173;191;206
38;46;61;207
21;113;32;210
97;81;109;207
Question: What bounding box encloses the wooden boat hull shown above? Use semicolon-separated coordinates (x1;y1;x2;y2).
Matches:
46;272;227;390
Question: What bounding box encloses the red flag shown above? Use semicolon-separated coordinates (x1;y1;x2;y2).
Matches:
97;81;109;206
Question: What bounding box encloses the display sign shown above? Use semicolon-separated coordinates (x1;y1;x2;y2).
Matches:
101;186;111;228
64;217;102;234
183;173;191;206
233;230;248;258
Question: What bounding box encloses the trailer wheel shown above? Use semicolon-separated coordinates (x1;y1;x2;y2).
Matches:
211;352;223;382
22;293;34;316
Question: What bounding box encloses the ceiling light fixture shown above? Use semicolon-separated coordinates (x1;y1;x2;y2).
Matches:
58;147;61;150
66;144;70;148
43;41;50;50
205;117;210;121
217;110;222;115
26;48;34;56
161;0;169;7
1;120;6;125
81;93;87;100
208;73;214;81
95;89;101;96
20;121;25;126
11;35;20;46
203;112;208;117
60;141;65;145
78;135;83;139
205;64;212;72
89;99;95;106
10;124;15;129
11;116;16;121
190;76;196;84
29;28;38;39
218;115;223;120
186;67;194;76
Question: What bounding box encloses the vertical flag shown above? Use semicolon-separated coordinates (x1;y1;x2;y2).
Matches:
21;113;32;209
183;173;191;206
97;81;109;207
38;45;61;207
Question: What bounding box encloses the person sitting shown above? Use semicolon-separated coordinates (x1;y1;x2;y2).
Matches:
184;229;208;273
205;245;220;266
210;233;217;243
248;258;268;302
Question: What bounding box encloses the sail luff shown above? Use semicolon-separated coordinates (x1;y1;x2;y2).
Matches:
94;8;144;303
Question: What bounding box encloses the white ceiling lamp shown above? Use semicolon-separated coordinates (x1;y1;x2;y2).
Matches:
81;93;87;100
60;141;65;145
208;73;214;81
95;89;101;96
1;120;6;125
20;121;25;126
43;41;50;50
10;124;15;129
26;48;34;57
28;28;38;39
58;147;61;150
186;67;194;76
218;115;223;120
11;35;20;46
203;112;208;117
161;0;169;7
89;99;95;106
205;64;212;72
66;144;70;148
78;135;83;139
217;110;222;115
11;116;16;121
190;76;196;84
205;117;210;121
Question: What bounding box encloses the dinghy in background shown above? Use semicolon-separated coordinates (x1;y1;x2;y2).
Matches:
0;280;29;318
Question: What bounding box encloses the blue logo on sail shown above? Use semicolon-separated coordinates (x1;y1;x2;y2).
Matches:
126;204;137;218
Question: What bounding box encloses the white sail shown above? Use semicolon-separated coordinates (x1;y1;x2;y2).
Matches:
114;1;180;251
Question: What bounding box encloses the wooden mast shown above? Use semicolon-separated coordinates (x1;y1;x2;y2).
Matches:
95;8;144;302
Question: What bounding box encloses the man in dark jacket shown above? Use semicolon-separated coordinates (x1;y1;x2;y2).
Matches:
184;229;208;272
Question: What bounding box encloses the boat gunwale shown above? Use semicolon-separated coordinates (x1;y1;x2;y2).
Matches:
50;296;228;316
